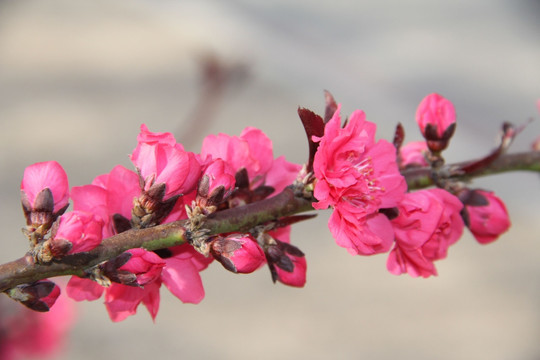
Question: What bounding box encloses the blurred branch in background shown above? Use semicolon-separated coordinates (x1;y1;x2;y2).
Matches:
176;53;250;148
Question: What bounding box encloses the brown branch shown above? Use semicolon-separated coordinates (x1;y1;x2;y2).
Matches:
0;188;313;292
0;151;538;293
403;151;540;190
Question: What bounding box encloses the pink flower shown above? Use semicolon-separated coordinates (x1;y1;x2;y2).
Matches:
130;124;201;200
67;244;213;322
53;211;103;254
399;141;429;167
68;163;213;322
71;165;139;238
387;189;464;278
201;127;273;183
66;276;104;301
120;248;166;285
415;93;456;152
0;287;75;360
160;244;213;304
265;156;302;194
201;159;236;195
105;280;161;322
103;249;165;322
210;234;266;273
196;158;236;209
312;105;407;255
21;161;69;226
201;127;300;193
464;190;510;244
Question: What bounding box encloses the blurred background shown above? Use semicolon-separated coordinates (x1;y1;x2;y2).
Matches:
0;0;539;359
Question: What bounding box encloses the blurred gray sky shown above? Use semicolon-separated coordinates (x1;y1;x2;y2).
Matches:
0;1;539;359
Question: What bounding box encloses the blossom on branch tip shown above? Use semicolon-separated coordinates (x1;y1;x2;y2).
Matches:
312;105;407;255
387;189;464;278
461;190;510;244
415;93;456;152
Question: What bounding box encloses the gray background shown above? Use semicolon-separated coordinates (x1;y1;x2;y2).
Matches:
0;0;539;359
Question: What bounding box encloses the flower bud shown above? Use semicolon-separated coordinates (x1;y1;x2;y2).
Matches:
462;190;510;244
210;234;266;274
130;124;201;200
415;93;456;152
7;280;61;312
21;161;69;231
265;239;307;287
196;158;236;210
51;211;103;256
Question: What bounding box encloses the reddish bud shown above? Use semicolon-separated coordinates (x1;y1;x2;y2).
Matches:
210;234;266;273
21;161;69;229
52;211;103;255
7;280;61;312
265;240;307;287
462;190;511;244
416;93;456;152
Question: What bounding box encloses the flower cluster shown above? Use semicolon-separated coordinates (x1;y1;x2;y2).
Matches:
10;91;517;325
18;124;302;321
308;93;511;278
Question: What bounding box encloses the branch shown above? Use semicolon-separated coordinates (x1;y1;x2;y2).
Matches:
0;151;538;292
0;188;313;292
403;151;540;190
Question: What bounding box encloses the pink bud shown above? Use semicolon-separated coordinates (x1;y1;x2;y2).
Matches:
120;248;165;285
8;280;61;312
210;234;266;274
197;158;236;204
130;124;201;200
274;252;307;287
54;211;103;255
465;190;510;244
39;281;61;310
21;161;69;225
416;93;456;151
399;141;429;167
